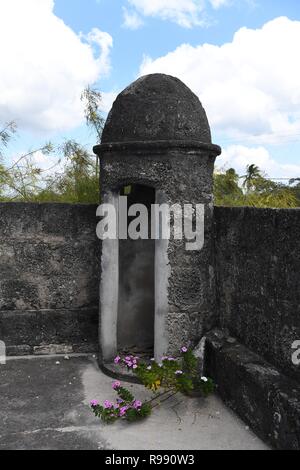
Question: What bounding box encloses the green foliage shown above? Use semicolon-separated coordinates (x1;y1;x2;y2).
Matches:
182;348;198;375
0;142;55;201
117;387;134;403
135;362;162;391
0;86;103;203
0;121;17;155
91;381;151;424
214;168;243;206
32;140;99;203
199;377;214;397
125;403;152;422
289;180;300;202
91;348;215;425
1;91;299;208
214;164;300;208
176;374;194;394
92;405;119;424
127;350;214;397
242;164;262;192
81;86;105;143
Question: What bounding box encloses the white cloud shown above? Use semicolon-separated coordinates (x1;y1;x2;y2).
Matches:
101;91;119;113
0;0;113;134
126;0;207;28
209;0;231;9
82;28;113;76
122;7;144;30
139;17;300;143
217;145;300;179
124;0;236;28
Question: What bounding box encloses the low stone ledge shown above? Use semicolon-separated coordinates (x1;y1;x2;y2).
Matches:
0;309;99;355
205;329;300;450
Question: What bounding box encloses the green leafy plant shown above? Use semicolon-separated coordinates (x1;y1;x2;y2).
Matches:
0;86;104;203
214;165;299;208
90;347;214;424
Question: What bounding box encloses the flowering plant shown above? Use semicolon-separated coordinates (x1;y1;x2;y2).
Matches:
91;347;214;424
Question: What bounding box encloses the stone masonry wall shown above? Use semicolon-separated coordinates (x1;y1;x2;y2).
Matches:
0;202;299;370
214;206;300;382
0;203;100;355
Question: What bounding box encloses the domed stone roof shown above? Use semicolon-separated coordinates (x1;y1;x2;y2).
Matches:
101;74;212;144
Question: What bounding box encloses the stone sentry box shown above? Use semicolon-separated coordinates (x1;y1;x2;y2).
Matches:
94;74;221;374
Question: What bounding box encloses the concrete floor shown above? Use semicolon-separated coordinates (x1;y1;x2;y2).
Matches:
0;355;269;450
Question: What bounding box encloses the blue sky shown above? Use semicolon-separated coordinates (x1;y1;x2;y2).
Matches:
1;0;300;179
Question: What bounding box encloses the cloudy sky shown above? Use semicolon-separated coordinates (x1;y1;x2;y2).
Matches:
1;0;300;179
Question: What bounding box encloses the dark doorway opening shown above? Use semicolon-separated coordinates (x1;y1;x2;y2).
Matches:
117;184;155;359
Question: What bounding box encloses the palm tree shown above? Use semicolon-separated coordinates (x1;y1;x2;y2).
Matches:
242;164;262;192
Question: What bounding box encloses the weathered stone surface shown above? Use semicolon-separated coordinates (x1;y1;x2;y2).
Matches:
205;329;300;450
0;203;100;353
0;202;99;240
214;206;300;382
1;309;98;355
95;73;221;362
101;74;212;144
1;200;299;374
97;148;218;357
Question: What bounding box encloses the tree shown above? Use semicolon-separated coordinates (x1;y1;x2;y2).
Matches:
81;86;105;178
242;164;263;193
0;121;17;154
0;86;104;203
288;178;300;204
214;168;243;206
35;140;99;203
1;120;58;200
1;94;299;209
0;132;55;201
81;86;105;143
214;165;299;208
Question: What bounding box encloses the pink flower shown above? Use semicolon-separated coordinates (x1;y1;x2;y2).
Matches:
112;381;121;390
90;400;99;407
119;406;129;417
104;400;113;409
133;364;138;369
114;356;121;364
168;357;175;361
181;347;188;353
133;400;142;409
175;370;183;375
